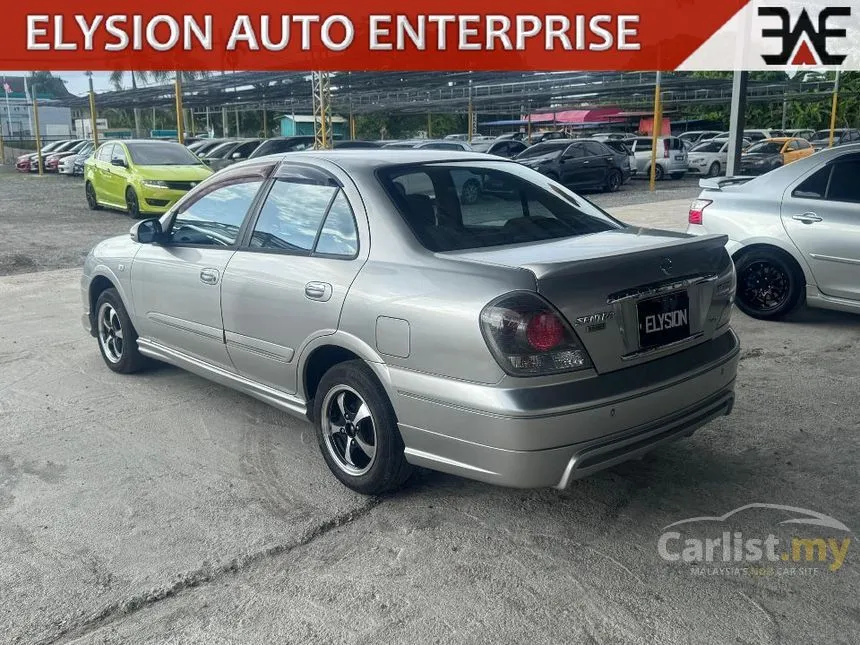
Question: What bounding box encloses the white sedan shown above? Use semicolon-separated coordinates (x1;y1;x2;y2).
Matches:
687;138;750;177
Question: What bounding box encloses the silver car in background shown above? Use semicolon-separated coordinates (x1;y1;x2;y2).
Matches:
688;144;860;319
630;136;688;180
82;151;739;494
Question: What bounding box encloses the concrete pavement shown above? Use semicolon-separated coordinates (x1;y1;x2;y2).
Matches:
1;207;859;644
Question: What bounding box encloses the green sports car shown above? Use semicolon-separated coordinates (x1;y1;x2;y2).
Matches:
84;140;213;217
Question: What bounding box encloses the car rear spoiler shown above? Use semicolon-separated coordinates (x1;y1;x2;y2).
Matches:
699;176;755;190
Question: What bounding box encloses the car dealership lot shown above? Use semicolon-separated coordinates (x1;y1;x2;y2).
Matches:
1;168;858;643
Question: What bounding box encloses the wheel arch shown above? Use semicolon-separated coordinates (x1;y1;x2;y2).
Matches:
87;267;134;334
299;332;391;419
730;239;813;287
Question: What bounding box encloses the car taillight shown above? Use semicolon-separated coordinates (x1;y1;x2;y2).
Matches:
664;140;670;158
689;199;712;225
480;292;593;376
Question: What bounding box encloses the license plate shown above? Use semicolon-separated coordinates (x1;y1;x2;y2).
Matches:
638;291;690;349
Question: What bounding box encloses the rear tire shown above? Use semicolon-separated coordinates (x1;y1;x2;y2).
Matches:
605;169;622;193
313;360;412;495
85;182;101;210
734;248;804;319
707;162;721;177
94;288;149;373
651;165;665;181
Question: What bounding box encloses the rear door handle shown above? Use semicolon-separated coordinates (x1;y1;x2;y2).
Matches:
200;268;220;285
792;212;823;224
305;281;332;302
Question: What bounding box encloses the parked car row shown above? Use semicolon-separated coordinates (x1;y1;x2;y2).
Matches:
687;136;814;177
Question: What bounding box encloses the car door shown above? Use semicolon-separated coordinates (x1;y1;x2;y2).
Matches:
633;138;652;173
780;155;860;301
583;141;613;185
559;143;590;187
130;175;266;369
91;143;115;202
105;143;131;205
220;163;368;394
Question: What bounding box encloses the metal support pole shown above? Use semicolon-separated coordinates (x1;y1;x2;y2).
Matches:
726;71;749;177
87;73;99;148
649;71;663;193
467;84;474;143
427;113;432;139
781;94;788;130
262;103;268;137
174;75;185;144
205;106;211;135
234;107;240;138
152;106;156;133
349;112;356;140
829;71;841;148
189;109;195;136
32;86;43;175
0;126;5;164
222;106;228;137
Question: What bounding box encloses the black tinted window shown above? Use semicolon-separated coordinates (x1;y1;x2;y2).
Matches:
635;138;652;151
793;167;831;199
380;164;620;252
516;142;567;159
583;142;608;156
827;161;860;203
250;180;337;252
563;144;586;159
127;142;201;165
169;180;262;246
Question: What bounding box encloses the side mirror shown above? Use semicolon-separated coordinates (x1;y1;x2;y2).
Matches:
111;158;127;168
130;218;163;244
231;152;242;159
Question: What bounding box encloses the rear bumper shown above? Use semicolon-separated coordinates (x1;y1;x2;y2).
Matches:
395;328;739;488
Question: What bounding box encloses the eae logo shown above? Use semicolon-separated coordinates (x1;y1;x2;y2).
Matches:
760;6;851;65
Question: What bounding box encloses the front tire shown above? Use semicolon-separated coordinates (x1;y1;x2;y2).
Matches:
707;162;721;177
125;187;141;219
313;360;412;495
85;181;101;210
95;288;148;373
734;249;804;319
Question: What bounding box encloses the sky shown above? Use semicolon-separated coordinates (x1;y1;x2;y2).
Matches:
1;71;122;95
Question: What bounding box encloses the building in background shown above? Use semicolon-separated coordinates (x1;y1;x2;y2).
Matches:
1;75;73;139
278;114;347;138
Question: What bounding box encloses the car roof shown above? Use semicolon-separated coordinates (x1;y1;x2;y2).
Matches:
242;148;509;172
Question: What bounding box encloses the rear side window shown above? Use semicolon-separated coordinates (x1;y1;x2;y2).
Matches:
635;138;652;152
379;164;620;252
250;179;358;257
827;160;860;203
583;141;608;156
666;138;683;150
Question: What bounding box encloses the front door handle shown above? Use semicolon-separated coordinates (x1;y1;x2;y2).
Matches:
305;282;332;302
200;268;220;285
792;212;823;224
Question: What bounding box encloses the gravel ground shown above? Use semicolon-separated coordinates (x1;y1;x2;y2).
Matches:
1;165;857;644
0;166;702;277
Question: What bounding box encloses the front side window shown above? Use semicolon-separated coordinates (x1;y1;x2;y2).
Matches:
111;145;128;165
168;180;263;246
379;163;620;252
249;177;358;258
96;144;114;162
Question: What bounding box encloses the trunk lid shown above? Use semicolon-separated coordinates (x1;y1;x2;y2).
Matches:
442;228;732;373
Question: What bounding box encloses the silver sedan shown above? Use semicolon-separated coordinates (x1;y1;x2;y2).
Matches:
688;144;860;319
82;150;739;494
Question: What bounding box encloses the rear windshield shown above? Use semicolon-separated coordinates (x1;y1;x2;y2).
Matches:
378;163;621;252
515;142;568;159
127;142;203;165
746;141;784;154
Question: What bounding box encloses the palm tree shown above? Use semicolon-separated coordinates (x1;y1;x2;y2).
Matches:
108;71;211;136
